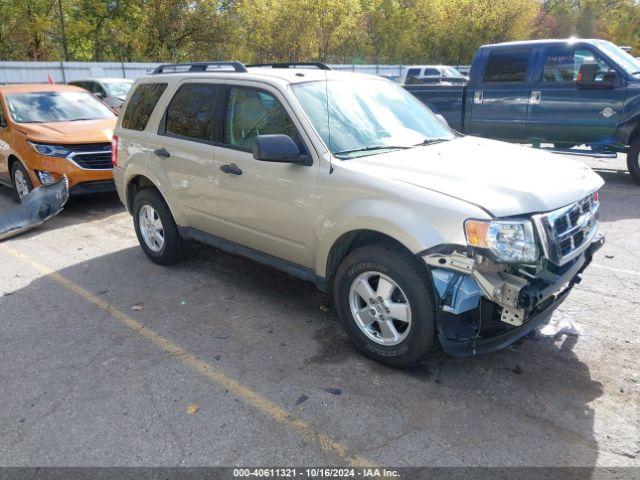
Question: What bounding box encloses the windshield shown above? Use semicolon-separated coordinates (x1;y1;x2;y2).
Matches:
103;81;133;98
596;40;640;75
291;78;455;158
6;91;116;123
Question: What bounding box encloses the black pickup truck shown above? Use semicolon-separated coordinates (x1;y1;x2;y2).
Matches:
405;39;640;183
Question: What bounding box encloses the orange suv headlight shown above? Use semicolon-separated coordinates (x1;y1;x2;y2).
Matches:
28;141;71;158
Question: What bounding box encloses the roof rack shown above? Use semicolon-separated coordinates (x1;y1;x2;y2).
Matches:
151;62;248;75
246;62;331;71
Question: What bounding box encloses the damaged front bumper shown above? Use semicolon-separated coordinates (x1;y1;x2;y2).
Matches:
423;234;604;357
0;178;69;241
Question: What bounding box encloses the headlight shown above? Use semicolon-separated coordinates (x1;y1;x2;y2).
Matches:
28;141;70;157
465;219;539;263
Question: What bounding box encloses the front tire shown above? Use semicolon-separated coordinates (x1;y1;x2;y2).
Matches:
333;245;436;367
627;136;640;185
132;188;183;265
11;161;32;201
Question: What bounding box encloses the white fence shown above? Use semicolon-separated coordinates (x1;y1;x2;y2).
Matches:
0;61;470;84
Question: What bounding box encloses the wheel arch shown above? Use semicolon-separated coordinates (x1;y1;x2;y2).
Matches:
322;229;430;294
125;173;186;225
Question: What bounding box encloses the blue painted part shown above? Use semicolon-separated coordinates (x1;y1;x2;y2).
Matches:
431;268;484;315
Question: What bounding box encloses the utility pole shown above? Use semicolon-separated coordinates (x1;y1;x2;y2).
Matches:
57;0;69;61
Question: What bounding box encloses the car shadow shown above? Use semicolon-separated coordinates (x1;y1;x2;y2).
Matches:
1;237;604;467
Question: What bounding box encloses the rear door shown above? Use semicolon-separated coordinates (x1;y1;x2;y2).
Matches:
526;45;626;146
149;82;219;232
468;47;533;141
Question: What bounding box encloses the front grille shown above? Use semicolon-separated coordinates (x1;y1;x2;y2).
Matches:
66;143;112;170
532;192;600;266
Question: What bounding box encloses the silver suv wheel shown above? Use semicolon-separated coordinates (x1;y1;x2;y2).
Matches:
138;204;165;252
348;271;412;346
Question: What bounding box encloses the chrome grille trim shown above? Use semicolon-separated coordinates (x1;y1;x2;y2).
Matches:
532;192;600;266
65;143;112;171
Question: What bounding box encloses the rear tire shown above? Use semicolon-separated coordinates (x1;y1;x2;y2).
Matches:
11;161;32;201
132;188;183;265
333;244;436;368
627;136;640;185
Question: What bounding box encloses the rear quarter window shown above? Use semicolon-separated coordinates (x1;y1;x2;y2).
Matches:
121;83;167;131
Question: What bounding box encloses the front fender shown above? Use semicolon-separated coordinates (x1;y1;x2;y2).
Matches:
314;196;474;278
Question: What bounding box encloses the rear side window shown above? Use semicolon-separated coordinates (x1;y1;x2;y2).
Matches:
121;83;167;131
483;49;531;83
406;68;421;78
163;83;219;142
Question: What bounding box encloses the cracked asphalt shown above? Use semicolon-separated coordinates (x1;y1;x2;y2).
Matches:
0;155;638;467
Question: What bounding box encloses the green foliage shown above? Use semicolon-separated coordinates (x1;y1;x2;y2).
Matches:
0;0;637;62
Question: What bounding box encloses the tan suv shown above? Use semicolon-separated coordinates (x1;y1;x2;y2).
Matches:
113;62;604;367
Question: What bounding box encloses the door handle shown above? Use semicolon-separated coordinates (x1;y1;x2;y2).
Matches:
530;90;541;104
154;147;171;158
220;163;242;175
474;91;483;104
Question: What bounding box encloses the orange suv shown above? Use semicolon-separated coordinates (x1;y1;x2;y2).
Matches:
0;84;117;200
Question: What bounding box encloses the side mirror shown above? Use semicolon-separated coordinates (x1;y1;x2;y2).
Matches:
253;134;310;166
93;91;105;99
577;63;616;89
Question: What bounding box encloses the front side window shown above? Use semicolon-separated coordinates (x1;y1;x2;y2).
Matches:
223;87;301;151
164;83;218;142
483;48;531;83
292;78;455;158
121;83;167;131
542;48;611;84
424;68;440;76
6;91;116;123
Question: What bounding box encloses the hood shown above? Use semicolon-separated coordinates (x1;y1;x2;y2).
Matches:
15;117;116;144
345;136;604;217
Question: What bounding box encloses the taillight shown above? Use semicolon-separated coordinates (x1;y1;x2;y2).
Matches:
111;134;119;167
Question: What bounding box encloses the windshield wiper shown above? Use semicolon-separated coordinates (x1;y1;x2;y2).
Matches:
334;145;411;158
413;138;450;146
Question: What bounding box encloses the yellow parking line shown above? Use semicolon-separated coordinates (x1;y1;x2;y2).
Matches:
0;244;373;467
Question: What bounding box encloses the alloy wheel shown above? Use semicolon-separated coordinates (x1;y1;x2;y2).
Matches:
348;271;412;346
138;204;165;252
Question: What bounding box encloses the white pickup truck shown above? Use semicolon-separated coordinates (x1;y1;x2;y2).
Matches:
112;62;604;367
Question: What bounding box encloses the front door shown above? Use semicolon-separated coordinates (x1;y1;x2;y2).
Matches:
468;47;533;141
526;45;626;147
212;84;318;268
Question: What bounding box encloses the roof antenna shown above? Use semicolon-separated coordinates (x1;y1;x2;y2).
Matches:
324;67;334;175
